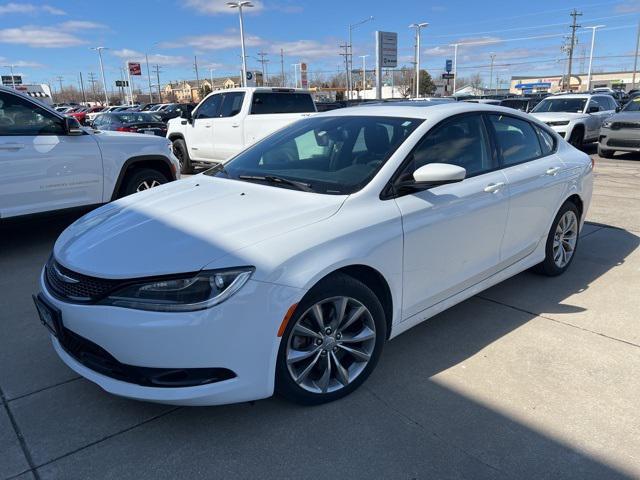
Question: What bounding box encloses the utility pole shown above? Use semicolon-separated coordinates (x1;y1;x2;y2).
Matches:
564;9;582;91
360;55;368;99
79;72;87;104
56;76;64;98
257;51;269;85
633;20;640;89
145;53;153;103
339;43;350;97
90;46;110;105
153;65;163;102
87;72;98;101
489;53;496;93
194;55;201;98
280;49;285;87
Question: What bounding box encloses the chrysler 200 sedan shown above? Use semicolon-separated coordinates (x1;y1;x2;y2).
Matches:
34;103;593;406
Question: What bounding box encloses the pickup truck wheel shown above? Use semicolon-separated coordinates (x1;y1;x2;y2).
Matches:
120;168;168;198
172;138;193;175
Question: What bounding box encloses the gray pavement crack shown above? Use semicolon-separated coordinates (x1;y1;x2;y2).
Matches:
0;385;41;480
7;376;82;404
364;385;507;477
476;296;640;350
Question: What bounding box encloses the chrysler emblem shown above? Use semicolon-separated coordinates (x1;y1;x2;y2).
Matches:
53;264;80;284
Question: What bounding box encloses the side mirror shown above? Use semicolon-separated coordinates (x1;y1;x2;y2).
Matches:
616;106;622;113
398;163;466;192
64;116;83;136
587;105;599;114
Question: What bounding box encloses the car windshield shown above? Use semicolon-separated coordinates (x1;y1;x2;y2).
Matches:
204;115;423;195
623;98;640;112
114;113;162;123
532;98;587;113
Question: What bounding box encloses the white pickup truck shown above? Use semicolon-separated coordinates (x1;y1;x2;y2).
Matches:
167;87;316;173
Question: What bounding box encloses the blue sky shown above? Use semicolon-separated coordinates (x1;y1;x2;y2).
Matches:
1;0;640;93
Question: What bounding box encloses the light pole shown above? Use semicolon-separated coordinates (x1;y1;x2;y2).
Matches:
91;46;110;105
451;43;459;95
409;22;428;98
348;16;374;100
291;63;300;88
209;68;215;89
360;55;369;99
227;1;254;87
489;53;496;93
585;25;605;92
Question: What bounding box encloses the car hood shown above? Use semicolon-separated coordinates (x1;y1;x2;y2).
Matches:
89;129;170;144
530;112;588;123
54;175;347;279
605;111;640;122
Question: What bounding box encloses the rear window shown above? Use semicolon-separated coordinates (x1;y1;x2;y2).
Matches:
251;92;315;115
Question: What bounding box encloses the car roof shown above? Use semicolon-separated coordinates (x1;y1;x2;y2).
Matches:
548;94;595;99
315;102;522;120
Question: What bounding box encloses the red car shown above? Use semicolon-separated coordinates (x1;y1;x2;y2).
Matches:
67;106;104;125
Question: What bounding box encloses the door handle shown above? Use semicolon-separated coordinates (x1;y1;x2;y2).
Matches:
204;125;212;128
546;167;561;176
0;143;25;151
231;123;240;128
484;182;505;194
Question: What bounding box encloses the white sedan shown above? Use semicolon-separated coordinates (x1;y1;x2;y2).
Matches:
34;103;593;406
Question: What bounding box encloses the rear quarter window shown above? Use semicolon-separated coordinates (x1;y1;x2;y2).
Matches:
251;92;315;114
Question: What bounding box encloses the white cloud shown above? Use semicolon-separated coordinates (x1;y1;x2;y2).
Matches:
0;3;66;15
184;0;264;14
160;33;263;50
0;56;43;67
269;40;338;61
615;1;640;13
111;48;190;66
58;20;106;30
0;26;85;47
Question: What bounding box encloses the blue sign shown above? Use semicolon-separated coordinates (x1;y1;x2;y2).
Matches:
514;82;551;89
445;59;453;73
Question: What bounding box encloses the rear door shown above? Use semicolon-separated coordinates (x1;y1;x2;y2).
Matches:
211;92;246;161
187;93;222;161
487;113;567;264
0;91;103;218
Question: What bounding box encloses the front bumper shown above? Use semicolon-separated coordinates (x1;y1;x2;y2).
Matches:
39;270;303;406
599;127;640;152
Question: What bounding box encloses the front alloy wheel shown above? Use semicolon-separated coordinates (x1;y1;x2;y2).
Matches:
276;273;386;405
136;179;162;192
553;210;578;268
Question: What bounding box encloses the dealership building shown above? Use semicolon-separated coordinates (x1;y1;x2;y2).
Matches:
510;70;640;94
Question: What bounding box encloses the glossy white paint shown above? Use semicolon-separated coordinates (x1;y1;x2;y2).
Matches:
413;163;466;183
40;103;593;406
0;87;180;218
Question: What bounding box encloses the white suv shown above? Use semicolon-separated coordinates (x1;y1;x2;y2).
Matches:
0;87;180;219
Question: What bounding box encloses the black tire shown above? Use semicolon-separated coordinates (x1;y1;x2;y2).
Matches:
275;273;387;405
598;144;615;158
172;138;193;174
120;168;168;198
532;200;581;277
568;127;584;149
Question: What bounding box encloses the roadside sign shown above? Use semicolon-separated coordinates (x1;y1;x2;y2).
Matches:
127;62;142;76
115;80;129;87
300;63;308;89
442;73;455;80
1;75;22;86
445;60;452;73
377;31;398;68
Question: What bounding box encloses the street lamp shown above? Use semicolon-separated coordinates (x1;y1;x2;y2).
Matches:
585;25;605;92
227;1;254;87
348;16;374;100
451;43;459;95
409;22;428;98
489;53;496;93
359;55;369;99
90;46;110;105
291;63;301;88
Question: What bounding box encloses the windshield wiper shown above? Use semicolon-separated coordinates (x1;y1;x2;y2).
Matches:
207;162;230;177
238;175;314;192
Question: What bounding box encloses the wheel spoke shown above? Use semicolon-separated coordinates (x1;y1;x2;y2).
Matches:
293;323;322;340
310;304;325;330
339;326;375;344
339;305;366;333
338;344;371;362
317;354;332;393
294;351;322;384
331;351;350;386
287;346;321;365
332;297;349;330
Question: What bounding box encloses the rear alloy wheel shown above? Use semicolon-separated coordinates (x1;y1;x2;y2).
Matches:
120;168;168;198
276;273;386;405
533;201;580;276
568;128;584;149
172;138;193;175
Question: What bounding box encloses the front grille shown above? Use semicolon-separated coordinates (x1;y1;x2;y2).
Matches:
45;257;122;302
59;327;236;387
610;122;640;130
607;138;640;148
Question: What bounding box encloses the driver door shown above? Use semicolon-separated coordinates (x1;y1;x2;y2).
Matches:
0;91;103;218
393;113;510;319
187;94;222;161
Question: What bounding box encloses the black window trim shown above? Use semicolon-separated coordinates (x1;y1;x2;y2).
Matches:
380;111;501;200
0;89;68;137
193;93;222;120
484;112;557;170
218;91;245;118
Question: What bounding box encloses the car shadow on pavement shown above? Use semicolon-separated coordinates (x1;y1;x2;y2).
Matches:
1;210;639;479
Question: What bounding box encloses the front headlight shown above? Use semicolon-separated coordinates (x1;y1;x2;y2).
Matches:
100;268;254;312
546;121;570;127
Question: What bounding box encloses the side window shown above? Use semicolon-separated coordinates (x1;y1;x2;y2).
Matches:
588;98;601;112
251;92;315;114
219;92;245;118
605;97;617;111
0;92;65;136
489;115;542;166
408;114;494;178
535;125;555;156
194;94;222;119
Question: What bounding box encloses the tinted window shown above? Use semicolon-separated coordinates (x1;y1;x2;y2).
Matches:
205;116;423;194
588;98;601;112
489;115;542;166
623;97;640;111
532;98;587;113
251;92;315;114
500;99;528;111
219;92;245;118
114;113;162;123
408;114;494;177
0;92;65;136
195;95;222;119
535;126;555;156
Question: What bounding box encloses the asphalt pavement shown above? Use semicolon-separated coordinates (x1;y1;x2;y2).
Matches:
1;146;639;480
